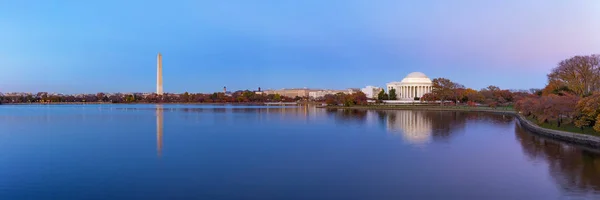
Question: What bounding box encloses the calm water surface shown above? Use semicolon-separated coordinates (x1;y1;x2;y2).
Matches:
1;104;599;200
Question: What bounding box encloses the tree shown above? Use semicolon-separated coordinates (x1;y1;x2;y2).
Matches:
463;88;484;103
529;88;542;96
388;88;397;100
324;94;337;106
542;79;572;96
486;85;500;92
431;78;458;106
533;94;580;127
351;91;368;105
595;115;600;132
181;92;190;102
377;90;389;101
273;94;282;102
125;95;136;103
554;93;579;126
421;93;437;102
548;55;600;96
96;93;106;102
453;88;466;103
575;93;600;130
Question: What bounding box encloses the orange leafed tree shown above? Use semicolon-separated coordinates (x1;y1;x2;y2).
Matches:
548;55;600;97
575;93;600;131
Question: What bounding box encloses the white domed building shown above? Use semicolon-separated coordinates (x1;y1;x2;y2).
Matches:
386;72;433;100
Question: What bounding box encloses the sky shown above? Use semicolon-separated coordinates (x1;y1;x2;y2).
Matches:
1;0;599;94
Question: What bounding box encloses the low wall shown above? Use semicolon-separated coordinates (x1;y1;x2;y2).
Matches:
514;114;600;148
321;106;600;148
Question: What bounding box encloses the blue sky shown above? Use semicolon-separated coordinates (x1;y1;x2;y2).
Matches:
1;0;599;93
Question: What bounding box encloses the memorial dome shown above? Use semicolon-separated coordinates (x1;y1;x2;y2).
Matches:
400;72;432;84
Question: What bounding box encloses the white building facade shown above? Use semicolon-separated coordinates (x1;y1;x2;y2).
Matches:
361;86;383;99
386;72;433;100
309;89;356;99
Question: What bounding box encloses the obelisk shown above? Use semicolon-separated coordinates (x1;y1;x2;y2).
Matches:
156;53;163;95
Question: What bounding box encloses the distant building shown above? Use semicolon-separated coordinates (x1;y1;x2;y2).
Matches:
262;88;320;98
309;89;356;99
361;86;383;99
4;92;31;97
386;72;433;100
254;87;264;95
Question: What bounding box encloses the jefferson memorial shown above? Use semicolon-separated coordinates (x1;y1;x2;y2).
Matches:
386;72;433;100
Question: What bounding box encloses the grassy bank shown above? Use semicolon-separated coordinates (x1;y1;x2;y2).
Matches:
525;116;600;136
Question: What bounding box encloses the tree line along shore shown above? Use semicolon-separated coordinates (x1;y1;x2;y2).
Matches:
322;54;600;135
2;55;599;135
0;91;301;105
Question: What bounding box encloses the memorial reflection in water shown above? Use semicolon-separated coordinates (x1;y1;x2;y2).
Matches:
374;110;479;144
2;105;599;199
383;110;433;144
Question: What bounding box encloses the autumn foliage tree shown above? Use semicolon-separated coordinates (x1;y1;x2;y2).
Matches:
462;88;484;103
575;93;600;131
324;92;368;107
420;93;437;102
516;94;579;127
431;78;458;106
515;54;600;133
548;55;600;96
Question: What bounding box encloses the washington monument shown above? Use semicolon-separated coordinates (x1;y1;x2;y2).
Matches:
156;53;163;95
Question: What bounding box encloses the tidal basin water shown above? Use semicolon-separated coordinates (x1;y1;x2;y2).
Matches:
1;105;599;200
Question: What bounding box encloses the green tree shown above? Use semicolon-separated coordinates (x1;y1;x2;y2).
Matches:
273;94;282;102
388;88;397;100
377;90;389;101
124;95;136;103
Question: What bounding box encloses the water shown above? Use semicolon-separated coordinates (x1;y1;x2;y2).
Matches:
0;104;599;200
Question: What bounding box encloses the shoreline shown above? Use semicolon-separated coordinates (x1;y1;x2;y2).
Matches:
321;105;600;148
0;102;307;105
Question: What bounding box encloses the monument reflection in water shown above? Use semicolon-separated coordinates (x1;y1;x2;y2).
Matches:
0;105;599;199
156;105;163;157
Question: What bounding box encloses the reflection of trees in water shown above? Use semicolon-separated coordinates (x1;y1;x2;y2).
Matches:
467;112;514;125
372;111;514;144
326;109;368;125
515;124;600;193
426;111;467;141
324;109;515;144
